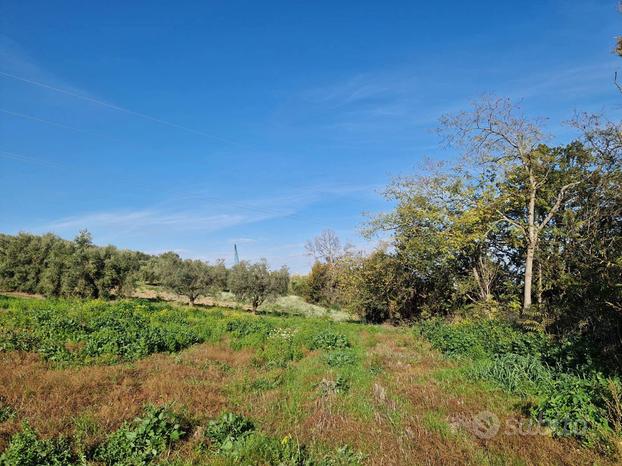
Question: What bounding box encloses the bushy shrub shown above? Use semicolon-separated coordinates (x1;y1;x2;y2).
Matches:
418;317;622;448
0;302;203;364
530;374;612;441
0;424;76;466
82;322;200;361
309;330;350;350
542;332;604;374
0;329;40;353
94;405;186;465
416;318;547;359
416;318;486;358
30;309;86;339
225;318;273;338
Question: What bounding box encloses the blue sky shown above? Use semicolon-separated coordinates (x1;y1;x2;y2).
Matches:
0;0;620;273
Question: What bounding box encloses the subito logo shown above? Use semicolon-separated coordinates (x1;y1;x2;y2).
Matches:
472;411;500;439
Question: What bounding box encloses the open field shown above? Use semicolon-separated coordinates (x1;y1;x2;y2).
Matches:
0;295;614;465
133;286;353;322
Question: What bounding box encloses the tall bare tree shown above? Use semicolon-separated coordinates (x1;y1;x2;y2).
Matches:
440;97;580;314
305;229;344;265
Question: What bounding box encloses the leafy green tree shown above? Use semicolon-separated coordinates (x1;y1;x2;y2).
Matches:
141;251;178;287
210;259;229;291
539;115;622;368
367;166;502;318
440;97;584;314
0;232;59;293
0;230;148;299
228;260;289;313
289;274;310;298
155;253;220;306
60;230;100;298
304;261;338;306
38;236;71;296
339;247;420;323
95;247;146;298
303;230;352;307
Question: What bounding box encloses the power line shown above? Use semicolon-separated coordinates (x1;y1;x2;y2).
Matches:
0;149;60;168
0;70;244;147
0;108;121;141
0;71;362;232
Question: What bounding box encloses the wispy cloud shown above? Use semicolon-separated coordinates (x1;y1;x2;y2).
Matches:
302;73;409;108
281;57;621;144
0;149;62;168
43;210;249;233
300;71;424;122
36;207;285;245
32;182;379;243
500;62;620;103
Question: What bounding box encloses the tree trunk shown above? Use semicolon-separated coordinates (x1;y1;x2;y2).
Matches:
189;296;195;307
523;242;534;316
537;261;543;307
522;176;537;316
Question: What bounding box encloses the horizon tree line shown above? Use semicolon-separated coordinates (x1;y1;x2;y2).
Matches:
0;230;289;311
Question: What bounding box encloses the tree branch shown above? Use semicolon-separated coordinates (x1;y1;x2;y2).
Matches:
496;210;527;236
537;181;580;231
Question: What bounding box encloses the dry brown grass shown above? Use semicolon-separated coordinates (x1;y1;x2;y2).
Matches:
0;342;254;450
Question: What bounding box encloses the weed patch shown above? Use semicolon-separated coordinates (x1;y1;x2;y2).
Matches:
0;424;76;466
94;405;187;465
326;350;358;368
469;352;554;396
0;397;15;423
417;318;622;451
309;331;350;351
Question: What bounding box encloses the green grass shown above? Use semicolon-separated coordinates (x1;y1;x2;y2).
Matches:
417;317;622;453
0;295;617;465
260;295;355;322
135;285;355;322
0;295;372;464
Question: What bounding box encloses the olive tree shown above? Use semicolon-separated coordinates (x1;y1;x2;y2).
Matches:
228;260;289;313
155;253;220;306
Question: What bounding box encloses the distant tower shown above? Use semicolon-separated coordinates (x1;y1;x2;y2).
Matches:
234;244;240;265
